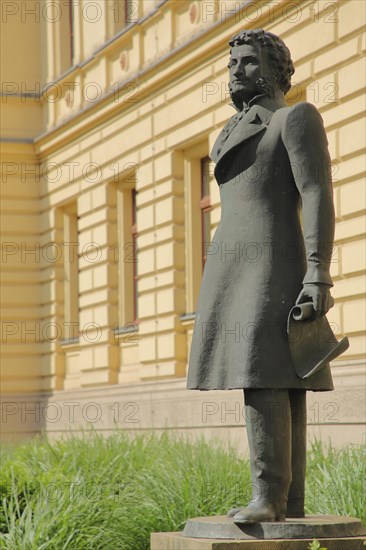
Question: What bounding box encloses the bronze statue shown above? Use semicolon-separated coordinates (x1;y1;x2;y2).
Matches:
187;29;348;524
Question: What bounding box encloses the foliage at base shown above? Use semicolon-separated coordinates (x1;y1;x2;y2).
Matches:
0;430;364;549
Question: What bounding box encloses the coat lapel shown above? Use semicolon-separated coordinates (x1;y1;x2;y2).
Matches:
211;97;286;168
215;108;267;163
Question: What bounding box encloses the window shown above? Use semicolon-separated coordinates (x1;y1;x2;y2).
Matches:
183;142;210;314
68;0;74;65
62;203;79;341
58;0;74;73
116;174;138;328
131;188;138;322
112;0;134;35
200;156;212;269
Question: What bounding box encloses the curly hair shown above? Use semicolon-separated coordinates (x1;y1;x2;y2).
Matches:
228;29;295;95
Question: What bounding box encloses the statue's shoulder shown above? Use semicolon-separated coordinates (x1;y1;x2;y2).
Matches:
280;101;323;122
279;101;325;135
280;101;328;147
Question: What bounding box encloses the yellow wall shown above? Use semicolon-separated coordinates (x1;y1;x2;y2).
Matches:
1;0;365;441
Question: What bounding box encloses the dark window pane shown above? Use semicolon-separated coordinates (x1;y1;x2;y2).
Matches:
201;156;212;199
202;209;211;268
132;189;138;320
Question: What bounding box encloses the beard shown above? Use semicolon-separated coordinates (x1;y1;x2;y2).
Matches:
229;75;276;110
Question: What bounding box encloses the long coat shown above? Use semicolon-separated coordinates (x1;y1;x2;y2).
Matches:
187;96;335;391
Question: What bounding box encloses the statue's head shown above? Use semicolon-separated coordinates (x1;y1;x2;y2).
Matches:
228;29;294;109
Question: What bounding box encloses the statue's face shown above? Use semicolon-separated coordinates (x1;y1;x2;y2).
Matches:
228;44;269;104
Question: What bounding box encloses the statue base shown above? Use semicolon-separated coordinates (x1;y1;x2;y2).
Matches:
183;514;366;539
151;515;366;550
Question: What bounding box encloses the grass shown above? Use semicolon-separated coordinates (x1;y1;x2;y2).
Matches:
305;440;366;520
0;430;365;549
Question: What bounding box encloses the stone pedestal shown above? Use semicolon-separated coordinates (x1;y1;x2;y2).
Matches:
183;515;366;539
151;533;366;550
151;515;366;550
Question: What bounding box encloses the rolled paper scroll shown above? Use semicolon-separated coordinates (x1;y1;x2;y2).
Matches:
291;297;335;321
291;302;315;321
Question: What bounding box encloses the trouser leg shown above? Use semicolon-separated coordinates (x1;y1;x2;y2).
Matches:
232;389;292;523
287;389;307;517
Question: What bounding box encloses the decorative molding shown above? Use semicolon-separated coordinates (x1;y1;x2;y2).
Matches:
119;51;129;71
113;324;140;335
189;2;199;25
180;312;196;322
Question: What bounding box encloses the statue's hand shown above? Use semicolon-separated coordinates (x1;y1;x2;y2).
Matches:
295;283;333;319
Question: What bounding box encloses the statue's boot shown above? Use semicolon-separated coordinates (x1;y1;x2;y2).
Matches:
286;390;306;518
227;506;244;518
227;507;243;517
232;389;291;524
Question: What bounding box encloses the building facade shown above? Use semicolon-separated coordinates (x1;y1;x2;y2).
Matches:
1;0;365;447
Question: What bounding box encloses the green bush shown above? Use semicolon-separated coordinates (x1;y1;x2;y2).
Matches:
0;430;364;549
305;440;366;520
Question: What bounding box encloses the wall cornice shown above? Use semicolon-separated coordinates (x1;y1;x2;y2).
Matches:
33;0;289;157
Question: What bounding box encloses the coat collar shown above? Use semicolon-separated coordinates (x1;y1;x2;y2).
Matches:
228;92;268;114
211;95;286;166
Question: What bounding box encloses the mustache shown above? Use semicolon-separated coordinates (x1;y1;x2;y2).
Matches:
230;78;257;86
229;76;276;105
